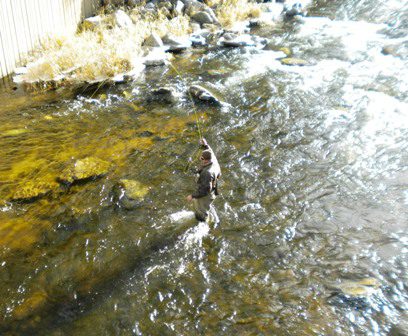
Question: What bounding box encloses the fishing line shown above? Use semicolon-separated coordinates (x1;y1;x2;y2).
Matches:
168;61;204;141
168;61;206;172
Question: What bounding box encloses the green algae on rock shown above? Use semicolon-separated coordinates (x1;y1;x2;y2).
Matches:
118;179;149;200
116;179;150;209
280;58;309;66
2;128;28;137
10;181;59;202
58;157;111;184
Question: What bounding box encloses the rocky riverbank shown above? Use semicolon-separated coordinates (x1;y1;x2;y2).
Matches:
14;0;311;91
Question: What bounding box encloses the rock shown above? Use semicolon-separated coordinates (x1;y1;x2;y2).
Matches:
219;33;258;47
249;19;261;28
175;0;185;15
283;2;304;18
190;33;207;47
149;87;179;104
116;179;149;209
2;128;28;137
12;290;48;321
279;47;292;56
280;57;309;66
10;181;58;202
192;11;214;25
143;48;169;66
143;32;164;47
190;22;201;33
114;10;133;29
184;0;219;24
163;34;191;53
82;16;104;30
188;84;221;105
58;157;111;185
201;23;220;32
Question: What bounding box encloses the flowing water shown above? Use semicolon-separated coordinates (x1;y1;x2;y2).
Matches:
0;0;407;335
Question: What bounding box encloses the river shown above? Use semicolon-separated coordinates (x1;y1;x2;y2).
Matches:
0;0;407;335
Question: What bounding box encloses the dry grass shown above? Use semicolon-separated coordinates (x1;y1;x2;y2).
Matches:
21;6;190;86
19;1;260;87
216;0;261;28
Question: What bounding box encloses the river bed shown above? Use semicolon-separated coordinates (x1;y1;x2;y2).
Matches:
0;0;407;335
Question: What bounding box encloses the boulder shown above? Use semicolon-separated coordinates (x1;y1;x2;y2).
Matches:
58;157;111;184
116;179;149;209
143;32;164;47
190;33;207;47
192;11;215;25
149;87;179;104
143;49;169;66
114;10;133;29
283;2;304;18
10;181;59;202
175;0;185;15
184;0;219;25
2;128;27;137
219;33;257;47
163;34;191;53
188;84;221;105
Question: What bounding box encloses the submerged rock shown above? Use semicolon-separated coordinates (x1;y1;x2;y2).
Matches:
2;128;28;137
280;57;309;66
149;87;179;104
116;179;149;209
58;157;111;184
188;84;221;105
10;181;59;202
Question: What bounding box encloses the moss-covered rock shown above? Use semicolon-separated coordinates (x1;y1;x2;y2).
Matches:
280;57;309;66
58;157;111;184
10;181;59;202
2;128;28;137
279;47;292;56
119;179;149;200
116;179;150;209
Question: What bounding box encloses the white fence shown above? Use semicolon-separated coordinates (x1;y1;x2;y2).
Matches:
0;0;100;79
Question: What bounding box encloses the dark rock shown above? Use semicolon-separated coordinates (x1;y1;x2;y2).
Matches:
192;11;214;25
114;179;149;210
283;2;304;18
149;87;179;104
188;84;221;105
58;157;111;185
